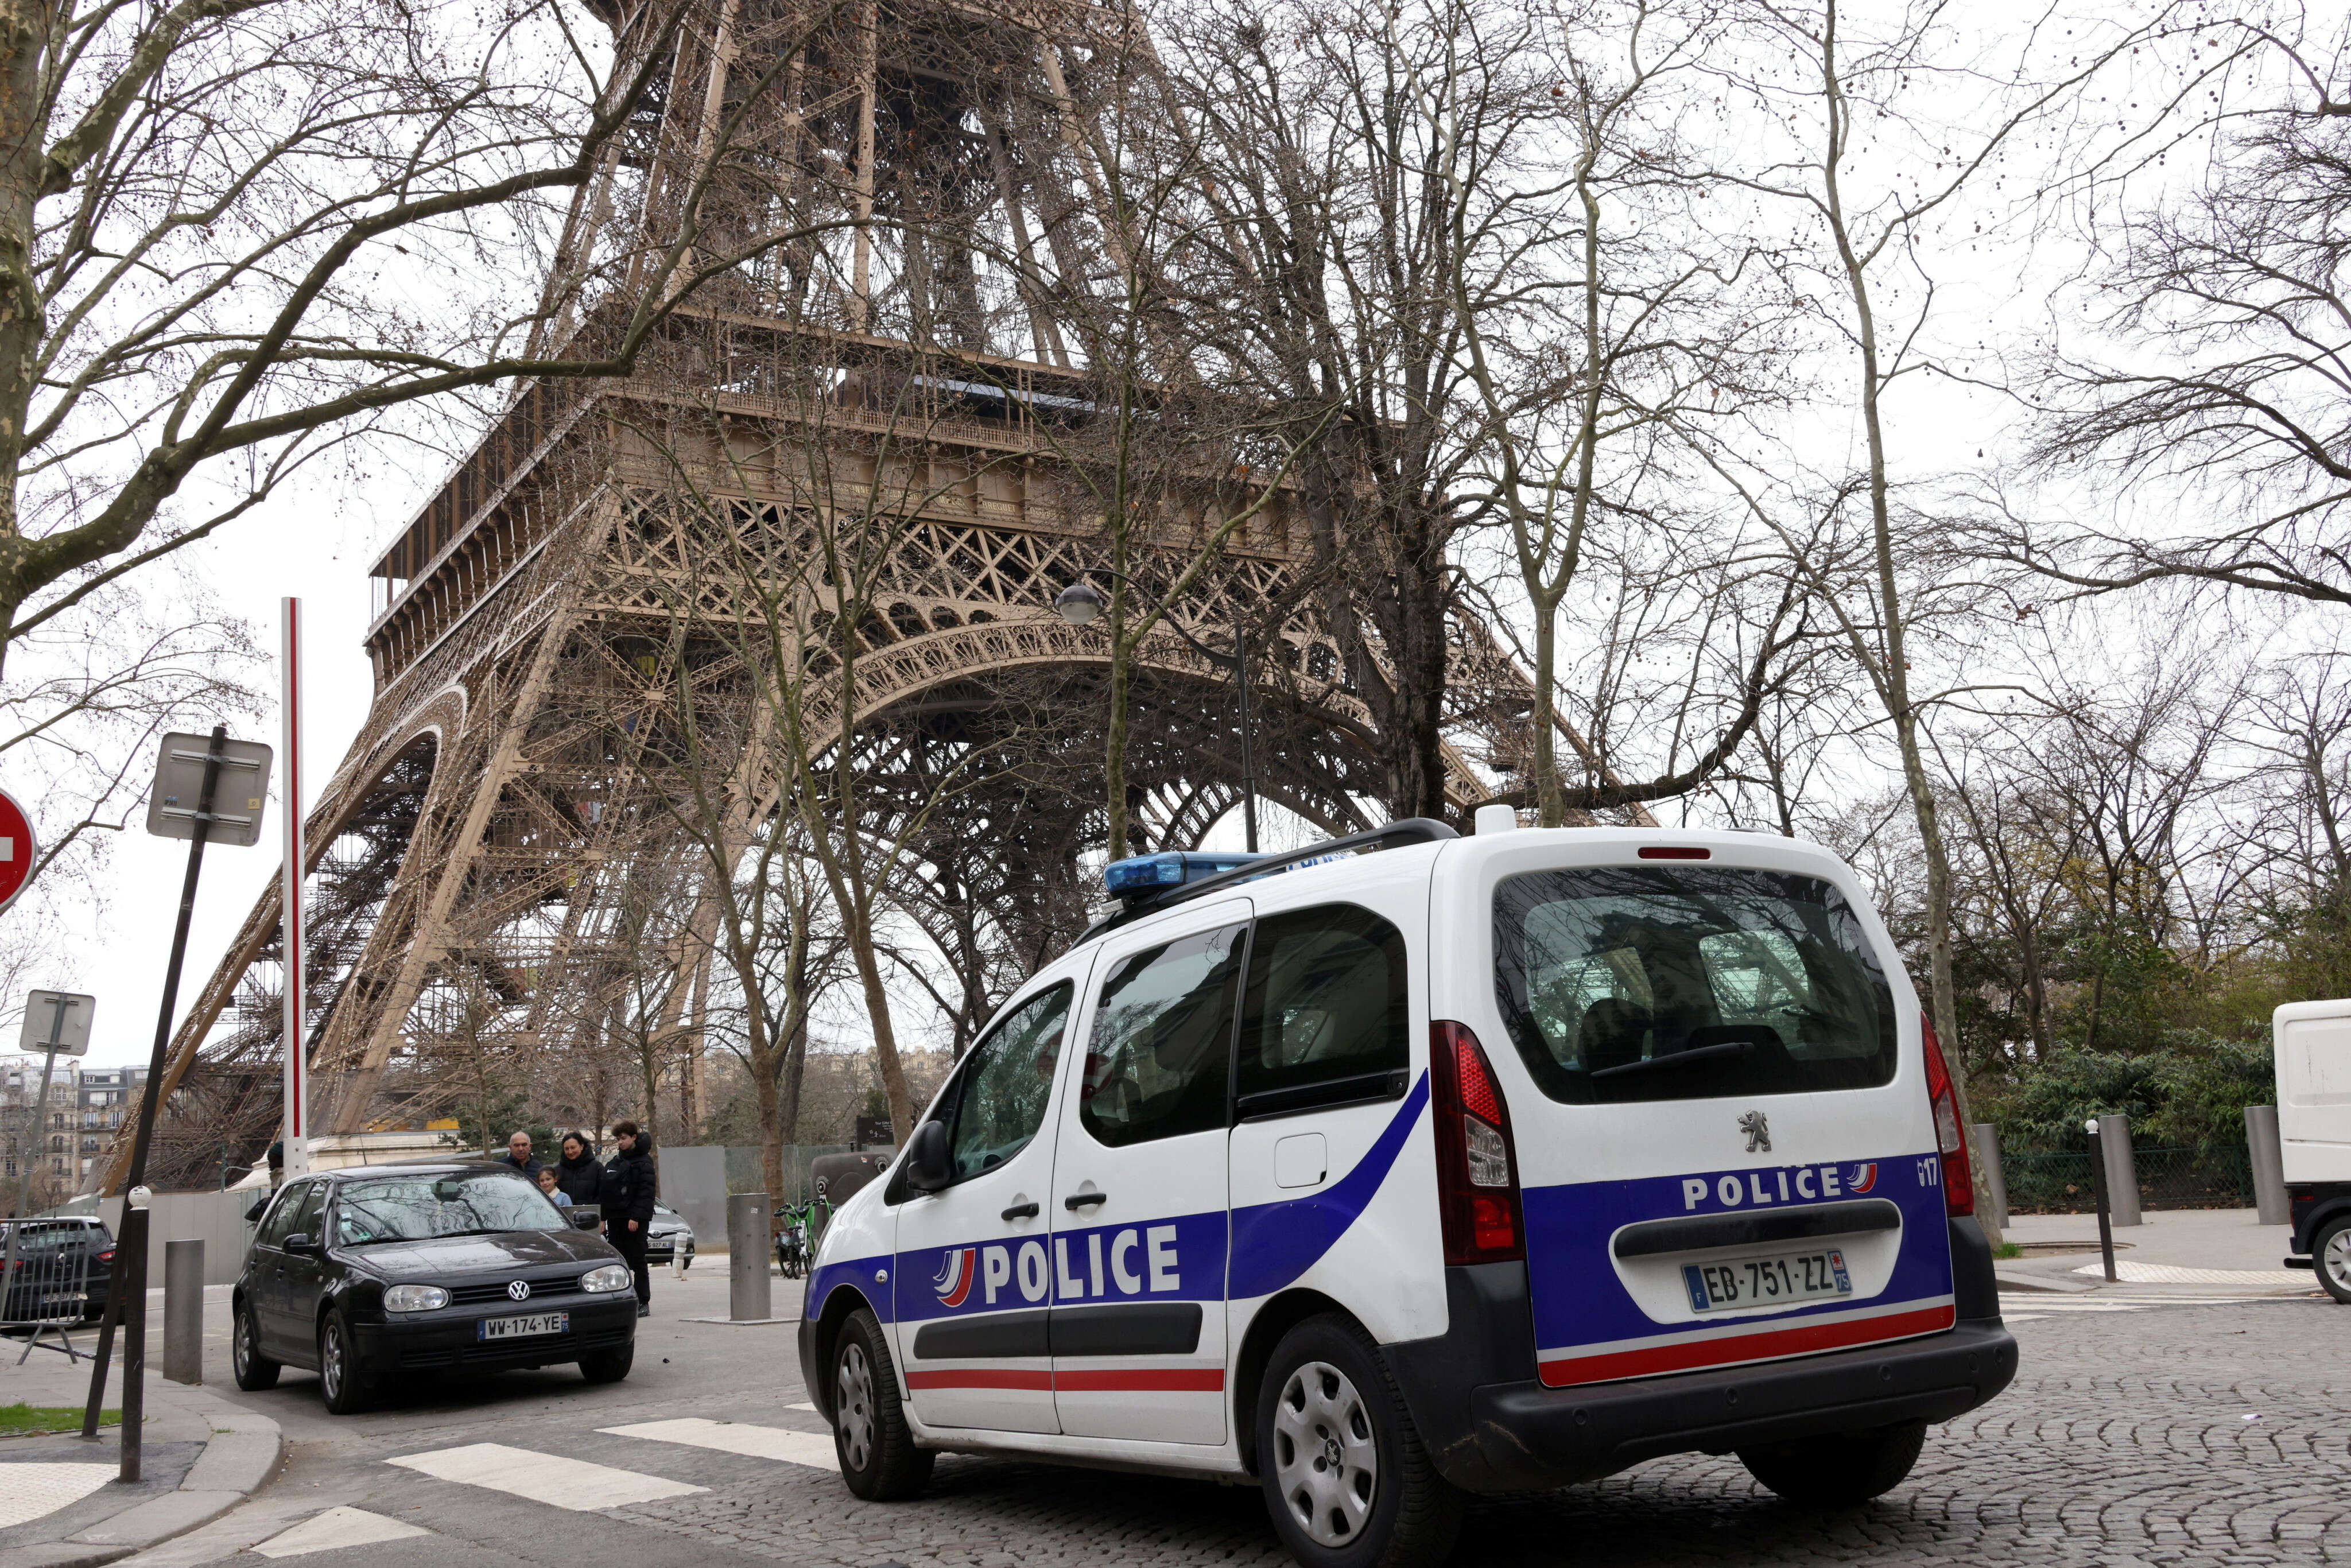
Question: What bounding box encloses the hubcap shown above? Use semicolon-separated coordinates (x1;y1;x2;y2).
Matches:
2326;1228;2351;1293
233;1312;251;1374
1273;1360;1378;1547
837;1341;877;1472
322;1324;343;1398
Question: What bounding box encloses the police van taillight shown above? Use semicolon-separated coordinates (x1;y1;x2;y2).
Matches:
1430;1022;1525;1264
1921;1014;1975;1217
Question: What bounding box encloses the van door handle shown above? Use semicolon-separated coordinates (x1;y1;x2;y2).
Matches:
1064;1191;1108;1210
1000;1201;1039;1221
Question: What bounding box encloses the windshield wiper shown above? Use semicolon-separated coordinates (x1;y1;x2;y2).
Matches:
344;1226;511;1245
1589;1039;1756;1081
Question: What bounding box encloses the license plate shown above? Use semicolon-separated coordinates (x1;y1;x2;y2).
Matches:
1682;1249;1852;1313
477;1311;570;1341
43;1291;86;1305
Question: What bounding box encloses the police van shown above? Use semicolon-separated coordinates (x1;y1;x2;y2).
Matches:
798;816;2017;1566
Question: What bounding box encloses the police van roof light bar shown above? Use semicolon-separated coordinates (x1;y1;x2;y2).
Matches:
1089;817;1458;935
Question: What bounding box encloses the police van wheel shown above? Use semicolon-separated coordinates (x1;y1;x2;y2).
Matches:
1737;1420;1926;1505
832;1308;933;1500
2314;1217;2351;1305
1256;1315;1461;1568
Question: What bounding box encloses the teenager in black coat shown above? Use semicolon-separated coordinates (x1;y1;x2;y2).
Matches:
599;1123;658;1313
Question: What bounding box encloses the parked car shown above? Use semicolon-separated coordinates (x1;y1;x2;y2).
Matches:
0;1217;114;1325
800;819;2018;1568
2276;999;2351;1303
232;1162;638;1412
645;1202;695;1269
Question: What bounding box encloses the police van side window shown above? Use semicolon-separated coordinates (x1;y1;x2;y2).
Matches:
1081;923;1246;1148
1236;903;1407;1107
947;983;1073;1180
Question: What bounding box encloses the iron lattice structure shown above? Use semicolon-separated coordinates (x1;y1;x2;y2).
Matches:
105;0;1561;1190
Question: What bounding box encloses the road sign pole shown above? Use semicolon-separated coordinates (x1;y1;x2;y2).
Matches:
83;726;231;1476
281;599;308;1182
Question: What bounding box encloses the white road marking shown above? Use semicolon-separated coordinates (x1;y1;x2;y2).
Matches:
250;1507;430;1558
0;1462;114;1530
2069;1260;2313;1286
385;1442;705;1509
783;1402;816;1412
602;1418;839;1472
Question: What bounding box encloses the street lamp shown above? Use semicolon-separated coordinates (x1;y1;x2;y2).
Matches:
1051;570;1259;852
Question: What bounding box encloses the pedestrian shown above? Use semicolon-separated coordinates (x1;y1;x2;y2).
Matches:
553;1134;602;1207
536;1167;573;1208
600;1121;658;1316
495;1131;544;1181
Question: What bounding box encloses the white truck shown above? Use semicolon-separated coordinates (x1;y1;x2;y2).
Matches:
2275;999;2351;1303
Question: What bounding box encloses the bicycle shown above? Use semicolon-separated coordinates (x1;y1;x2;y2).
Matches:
773;1194;831;1279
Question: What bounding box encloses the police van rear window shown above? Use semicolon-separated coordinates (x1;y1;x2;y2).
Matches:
1492;866;1897;1104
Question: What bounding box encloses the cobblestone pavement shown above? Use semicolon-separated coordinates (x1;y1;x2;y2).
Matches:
604;1296;2348;1567
127;1291;2348;1567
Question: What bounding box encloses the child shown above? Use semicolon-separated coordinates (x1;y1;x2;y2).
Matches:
537;1166;573;1207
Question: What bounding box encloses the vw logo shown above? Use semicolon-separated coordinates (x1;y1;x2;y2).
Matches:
507;1279;531;1302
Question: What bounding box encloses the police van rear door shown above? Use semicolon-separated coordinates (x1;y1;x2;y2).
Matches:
1046;899;1251;1445
1437;832;1957;1389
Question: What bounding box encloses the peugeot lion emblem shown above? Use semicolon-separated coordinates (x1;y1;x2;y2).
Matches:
1739;1111;1771;1153
507;1279;531;1302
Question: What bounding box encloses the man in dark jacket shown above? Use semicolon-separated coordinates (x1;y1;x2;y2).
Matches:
495;1131;544;1181
553;1134;602;1207
600;1122;658;1314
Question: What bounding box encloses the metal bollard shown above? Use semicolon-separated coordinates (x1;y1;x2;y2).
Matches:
1970;1123;2008;1231
728;1193;772;1322
163;1240;204;1385
2096;1113;2142;1226
2245;1104;2288;1226
2085;1119;2119;1282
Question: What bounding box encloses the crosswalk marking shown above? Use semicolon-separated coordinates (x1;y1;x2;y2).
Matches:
385;1443;707;1510
251;1507;430;1558
2069;1260;2313;1286
602;1418;839;1472
2004;1293;2305;1323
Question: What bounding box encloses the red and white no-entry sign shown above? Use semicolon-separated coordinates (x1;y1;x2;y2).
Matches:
0;786;36;915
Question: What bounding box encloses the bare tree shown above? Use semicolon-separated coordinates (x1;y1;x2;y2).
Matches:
2014;22;2351;610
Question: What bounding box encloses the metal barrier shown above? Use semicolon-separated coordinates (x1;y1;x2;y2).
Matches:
1;1220;99;1363
2000;1145;2257;1215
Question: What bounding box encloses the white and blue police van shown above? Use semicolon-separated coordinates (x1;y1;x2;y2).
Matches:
798;816;2016;1567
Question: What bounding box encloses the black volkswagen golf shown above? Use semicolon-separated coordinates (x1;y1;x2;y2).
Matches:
233;1162;637;1412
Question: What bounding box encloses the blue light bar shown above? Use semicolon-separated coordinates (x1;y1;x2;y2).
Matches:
1104;850;1266;899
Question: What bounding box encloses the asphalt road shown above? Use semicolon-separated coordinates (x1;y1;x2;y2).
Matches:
114;1270;2349;1568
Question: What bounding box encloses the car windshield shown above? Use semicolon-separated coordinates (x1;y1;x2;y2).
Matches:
1494;865;1898;1104
331;1171;567;1244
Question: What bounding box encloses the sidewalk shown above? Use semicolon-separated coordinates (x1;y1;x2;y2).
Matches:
0;1294;282;1568
1993;1206;2320;1296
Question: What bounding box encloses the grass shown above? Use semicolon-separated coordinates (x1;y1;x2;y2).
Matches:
1993;1241;2025;1259
0;1404;119;1437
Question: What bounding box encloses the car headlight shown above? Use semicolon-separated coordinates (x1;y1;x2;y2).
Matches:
383;1284;448;1313
580;1263;633;1294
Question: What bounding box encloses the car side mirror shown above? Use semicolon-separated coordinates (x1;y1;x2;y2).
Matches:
568;1209;600;1231
243;1196;269;1223
905;1121;952;1193
283;1233;321;1256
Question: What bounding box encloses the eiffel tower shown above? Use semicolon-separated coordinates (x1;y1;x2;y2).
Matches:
102;0;1542;1188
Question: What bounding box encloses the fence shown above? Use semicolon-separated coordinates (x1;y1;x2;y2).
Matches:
2002;1144;2256;1215
1;1219;98;1360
